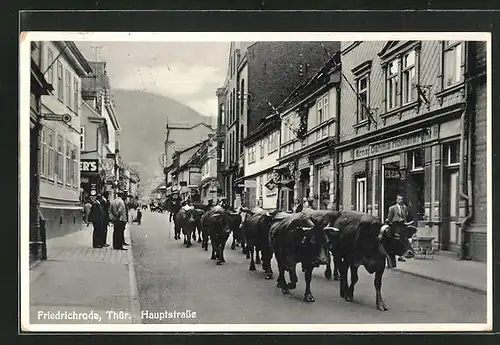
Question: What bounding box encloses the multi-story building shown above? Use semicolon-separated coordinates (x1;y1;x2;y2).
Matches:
38;41;93;239
29;41;54;262
80;61;121;201
241;114;280;210
168;142;204;202
199;134;218;204
217;41;340;208
337;40;487;261
276;52;342;211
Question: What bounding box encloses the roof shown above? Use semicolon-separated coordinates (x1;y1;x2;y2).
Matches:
242;113;280;146
65;41;93;75
166;122;213;131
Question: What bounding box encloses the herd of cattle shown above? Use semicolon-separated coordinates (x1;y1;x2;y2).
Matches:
170;204;417;311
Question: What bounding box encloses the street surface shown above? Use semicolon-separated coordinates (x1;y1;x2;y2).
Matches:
131;211;486;324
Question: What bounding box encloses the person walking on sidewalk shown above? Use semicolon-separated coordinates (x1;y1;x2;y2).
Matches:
98;192;110;247
385;194;413;268
123;191;130;246
88;195;105;248
83;198;92;226
109;191;128;251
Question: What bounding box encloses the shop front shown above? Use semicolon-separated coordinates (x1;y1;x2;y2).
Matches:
80;158;101;201
339;118;467;255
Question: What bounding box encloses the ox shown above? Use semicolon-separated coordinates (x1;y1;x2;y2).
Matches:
333;210;417;311
200;205;232;265
271;212;336;302
174;208;197;247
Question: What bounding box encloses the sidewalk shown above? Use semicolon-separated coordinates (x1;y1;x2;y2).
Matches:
393;252;487;294
28;223;141;326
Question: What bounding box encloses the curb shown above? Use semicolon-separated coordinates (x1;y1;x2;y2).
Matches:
394;268;487;295
126;227;142;324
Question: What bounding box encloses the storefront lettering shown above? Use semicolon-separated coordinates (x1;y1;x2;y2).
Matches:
80;159;99;173
353;128;434;160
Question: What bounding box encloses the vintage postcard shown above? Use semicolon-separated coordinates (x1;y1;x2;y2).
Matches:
20;32;492;332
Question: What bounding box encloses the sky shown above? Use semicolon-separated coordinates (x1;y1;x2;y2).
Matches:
75;41;230;118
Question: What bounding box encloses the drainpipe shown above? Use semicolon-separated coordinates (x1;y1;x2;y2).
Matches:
335;86;341;211
459;42;473;260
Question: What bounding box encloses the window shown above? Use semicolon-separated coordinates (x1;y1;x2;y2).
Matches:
240;125;244;153
47;48;54;83
444;141;460;166
259;140;265;159
40;128;48;177
356;177;367;213
65;69;72;109
57;61;63;102
386;59;399;110
46;129;55;180
65;140;71;186
317;164;331;210
56;135;64;184
72;145;78;187
248;145;256;163
220;103;225;125
443;41;464;87
316;95;329;124
409;148;424;171
240;79;245;115
402;50;416;104
220;143;225;163
80;127;85;151
268;131;279;153
357;75;369;122
73;77;79;111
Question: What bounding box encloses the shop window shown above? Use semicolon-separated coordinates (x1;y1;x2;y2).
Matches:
443;41;464;87
357;75;369;122
444;141;460;166
317;164;331;210
409;148;424;171
356;177;367;213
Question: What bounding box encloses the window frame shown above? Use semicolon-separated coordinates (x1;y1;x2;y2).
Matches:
73;77;79;112
80;127;85;151
442;41;465;89
444;140;460;167
401;50;417;105
40;127;48;178
386;58;400;111
356;74;370;123
47;48;54;84
57;60;64;102
356;176;367;213
409;148;425;172
65;69;72;109
65;140;72;186
248;144;256;164
46;128;55;181
259;139;265;159
56;135;64;184
72;145;79;188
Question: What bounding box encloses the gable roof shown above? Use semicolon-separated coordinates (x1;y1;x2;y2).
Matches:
377;41;400;57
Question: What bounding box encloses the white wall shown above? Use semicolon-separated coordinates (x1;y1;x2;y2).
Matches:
245;129;280;177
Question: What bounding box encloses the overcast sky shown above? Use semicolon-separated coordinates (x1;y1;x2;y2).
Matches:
76;41;230;118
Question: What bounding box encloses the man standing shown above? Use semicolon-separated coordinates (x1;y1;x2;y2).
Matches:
385;194;411;267
98;192;110;247
109;191;128;250
88;195;105;248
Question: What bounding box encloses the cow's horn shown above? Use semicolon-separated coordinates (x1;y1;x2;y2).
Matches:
301;227;312;231
265;212;272;217
380;224;390;237
324;226;339;232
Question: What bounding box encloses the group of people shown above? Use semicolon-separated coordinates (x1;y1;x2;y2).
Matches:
83;190;135;250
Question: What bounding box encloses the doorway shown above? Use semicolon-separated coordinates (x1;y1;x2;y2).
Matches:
441;169;459;251
381;162;403;221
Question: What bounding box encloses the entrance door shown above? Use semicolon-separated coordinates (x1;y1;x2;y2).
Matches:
442;170;459;250
382;162;401;221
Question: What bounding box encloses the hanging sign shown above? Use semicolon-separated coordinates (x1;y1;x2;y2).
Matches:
80;159;99;173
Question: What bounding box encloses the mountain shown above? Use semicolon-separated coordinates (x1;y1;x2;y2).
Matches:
112;89;213;193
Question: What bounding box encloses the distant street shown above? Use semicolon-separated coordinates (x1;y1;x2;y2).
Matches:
130;211;486;324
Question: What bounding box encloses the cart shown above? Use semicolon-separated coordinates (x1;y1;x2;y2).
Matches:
411;236;437;260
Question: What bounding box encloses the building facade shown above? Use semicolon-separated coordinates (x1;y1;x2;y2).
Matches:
38;41;93;239
218;41;340;208
168;142;204;202
199;135;219;204
241;115;280;210
277;53;341;211
30;41;53;262
337;40;487;261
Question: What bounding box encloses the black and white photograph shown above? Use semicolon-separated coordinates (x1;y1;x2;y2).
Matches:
20;32;492;332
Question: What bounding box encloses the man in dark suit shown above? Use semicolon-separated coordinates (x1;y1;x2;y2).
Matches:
88;195;105;248
98;192;110;247
385;194;411;267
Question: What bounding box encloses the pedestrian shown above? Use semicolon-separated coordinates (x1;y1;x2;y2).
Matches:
88;195;105;248
292;198;303;213
98;192;110;247
385;194;412;268
123;191;130;246
83;198;92;225
109;190;128;250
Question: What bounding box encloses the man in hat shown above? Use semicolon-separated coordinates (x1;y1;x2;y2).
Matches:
109;190;128;250
98;192;110;247
88;194;105;248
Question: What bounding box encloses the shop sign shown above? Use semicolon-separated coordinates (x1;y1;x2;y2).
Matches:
384;168;401;179
244;180;257;188
354;127;436;160
80;159;99;173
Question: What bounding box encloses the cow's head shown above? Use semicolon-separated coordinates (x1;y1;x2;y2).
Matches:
296;218;331;267
379;223;417;259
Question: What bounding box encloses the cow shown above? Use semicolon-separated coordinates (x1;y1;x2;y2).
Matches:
271;212;336;302
200;205;232;265
191;203;211;242
229;208;246;250
242;209;280;279
173;208;197;247
333;210;417;311
302;209;342;280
